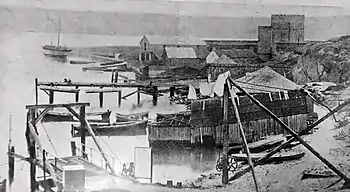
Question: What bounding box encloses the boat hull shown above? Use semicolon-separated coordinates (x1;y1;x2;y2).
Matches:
41;111;111;123
71;120;148;137
115;112;149;122
230;151;305;163
42;48;71;58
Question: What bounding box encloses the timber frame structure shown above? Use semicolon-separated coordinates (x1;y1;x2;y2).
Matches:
25;102;116;192
220;76;350;189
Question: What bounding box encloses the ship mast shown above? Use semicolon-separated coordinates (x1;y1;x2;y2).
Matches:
57;16;61;47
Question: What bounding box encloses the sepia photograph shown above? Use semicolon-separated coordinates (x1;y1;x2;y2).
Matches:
1;0;350;191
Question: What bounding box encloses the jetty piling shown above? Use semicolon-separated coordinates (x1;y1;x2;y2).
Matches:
75;86;79;102
71;141;77;156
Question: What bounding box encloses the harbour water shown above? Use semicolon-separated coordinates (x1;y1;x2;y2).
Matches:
0;32;220;191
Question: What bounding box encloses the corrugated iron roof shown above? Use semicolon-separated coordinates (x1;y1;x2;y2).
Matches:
164;47;197;59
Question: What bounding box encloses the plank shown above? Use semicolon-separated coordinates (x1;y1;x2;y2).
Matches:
26;103;90;109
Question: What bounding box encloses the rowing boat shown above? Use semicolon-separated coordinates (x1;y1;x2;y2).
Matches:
230;151;305;163
70;120;148;137
41;110;111;123
115;112;149;122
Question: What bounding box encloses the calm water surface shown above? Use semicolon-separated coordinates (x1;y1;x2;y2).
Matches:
0;32;220;191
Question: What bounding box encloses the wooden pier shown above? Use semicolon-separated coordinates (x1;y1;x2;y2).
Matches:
35;78;205;107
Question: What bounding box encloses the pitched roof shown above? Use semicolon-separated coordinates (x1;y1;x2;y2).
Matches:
215;49;258;58
213;55;238;64
164;47;197;59
234;66;301;93
143;35;206;46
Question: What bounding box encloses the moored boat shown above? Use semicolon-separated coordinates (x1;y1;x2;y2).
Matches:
70;120;148;137
230;151;305;163
41;110;111;123
42;17;72;58
115;112;149;122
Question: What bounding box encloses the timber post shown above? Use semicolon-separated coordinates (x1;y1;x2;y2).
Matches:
111;70;114;83
137;88;141;106
49;90;54;104
152;86;158;106
27;109;38;192
99;92;104;108
80;106;87;159
118;91;122;107
35;78;38;105
114;71;119;83
75;86;79;102
170;86;175;97
228;78;350;185
228;80;259;191
222;83;229;184
71;141;77;156
43;149;46;189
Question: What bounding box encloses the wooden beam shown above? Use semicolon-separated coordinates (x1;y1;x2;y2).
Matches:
228;81;259;192
228;78;350;184
75;86;80;102
118;91;122;107
26;103;90;109
49;91;54;104
83;118;116;175
99;92;104;108
37;81;189;88
27;120;60;190
34;107;53;125
229;97;350;182
39;85;80;93
35;78;38;105
121;90;138;100
137;88;141;106
85;88;122;93
222;83;229;184
80;106;87;160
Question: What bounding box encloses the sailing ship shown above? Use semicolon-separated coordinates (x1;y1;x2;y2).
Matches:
42;17;72;58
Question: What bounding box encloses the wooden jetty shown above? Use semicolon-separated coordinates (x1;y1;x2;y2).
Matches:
19;102;125;191
35;78;202;108
71;120;148;137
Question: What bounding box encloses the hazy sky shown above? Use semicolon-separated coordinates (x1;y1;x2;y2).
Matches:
1;0;349;17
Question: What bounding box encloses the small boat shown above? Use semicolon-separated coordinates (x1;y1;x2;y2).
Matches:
41;110;111;123
115;112;149;122
246;135;285;153
230;151;305;163
42;17;72;58
70;120;148;137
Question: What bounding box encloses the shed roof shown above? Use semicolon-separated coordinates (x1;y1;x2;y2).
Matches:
213;55;238;64
143;35;206;46
164;47;197;59
234;66;301;93
215;49;258;58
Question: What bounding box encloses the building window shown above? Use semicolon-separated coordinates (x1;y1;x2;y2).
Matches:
141;53;145;61
144;42;147;51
